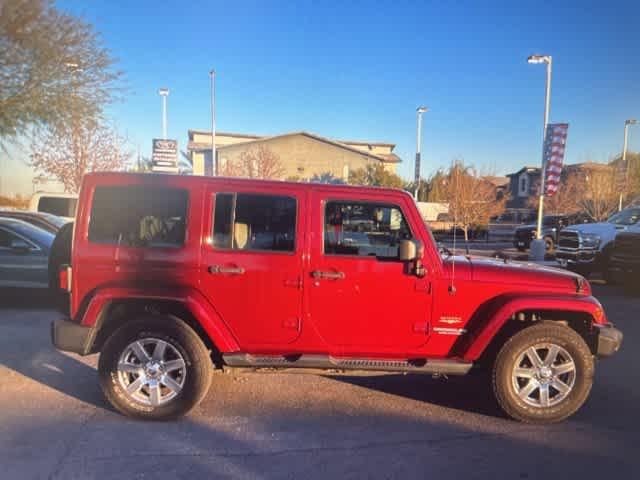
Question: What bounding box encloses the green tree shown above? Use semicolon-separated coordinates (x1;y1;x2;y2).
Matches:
0;0;122;147
349;163;404;189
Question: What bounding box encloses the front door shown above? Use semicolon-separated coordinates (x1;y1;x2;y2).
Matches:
307;191;432;355
0;227;49;288
200;186;305;350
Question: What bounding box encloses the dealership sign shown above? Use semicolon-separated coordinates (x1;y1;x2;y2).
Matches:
151;139;179;173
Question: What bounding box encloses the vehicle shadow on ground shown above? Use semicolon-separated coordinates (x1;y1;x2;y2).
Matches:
0;289;111;412
326;372;504;419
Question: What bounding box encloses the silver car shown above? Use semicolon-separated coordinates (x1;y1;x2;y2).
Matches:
0;217;54;288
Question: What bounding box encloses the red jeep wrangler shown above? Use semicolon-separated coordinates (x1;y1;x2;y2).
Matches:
51;172;622;423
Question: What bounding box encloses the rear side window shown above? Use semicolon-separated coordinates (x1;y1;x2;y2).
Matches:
212;193;296;252
324;201;412;258
38;197;77;217
89;186;188;247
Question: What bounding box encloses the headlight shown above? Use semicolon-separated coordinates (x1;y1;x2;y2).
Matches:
581;233;601;248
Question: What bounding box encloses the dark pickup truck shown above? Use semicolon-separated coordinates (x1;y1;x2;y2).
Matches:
609;230;640;292
514;213;593;252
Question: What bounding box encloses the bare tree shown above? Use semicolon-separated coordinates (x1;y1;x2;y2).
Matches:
574;164;618;221
527;172;581;215
0;0;122;147
444;161;507;241
219;145;285;179
30;120;130;193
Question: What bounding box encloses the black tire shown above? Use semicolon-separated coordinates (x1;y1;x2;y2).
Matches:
492;323;594;424
98;315;212;420
601;248;617;285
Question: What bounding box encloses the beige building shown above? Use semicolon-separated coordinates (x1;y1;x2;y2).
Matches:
187;130;401;180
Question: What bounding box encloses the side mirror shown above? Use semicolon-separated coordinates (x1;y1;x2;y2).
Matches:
10;239;31;253
399;239;418;261
399;239;426;277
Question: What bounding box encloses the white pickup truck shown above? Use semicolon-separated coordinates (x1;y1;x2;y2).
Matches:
556;206;640;282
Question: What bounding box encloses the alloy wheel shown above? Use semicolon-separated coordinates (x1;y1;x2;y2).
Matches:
511;342;576;408
116;338;187;406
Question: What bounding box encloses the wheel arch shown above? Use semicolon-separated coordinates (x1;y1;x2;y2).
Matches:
460;295;604;362
79;286;240;355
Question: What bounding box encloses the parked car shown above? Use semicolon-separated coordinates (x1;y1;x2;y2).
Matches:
608;225;640;293
0;210;69;234
556;206;640;282
513;213;594;252
0;217;54;288
52;172;621;423
29;191;78;220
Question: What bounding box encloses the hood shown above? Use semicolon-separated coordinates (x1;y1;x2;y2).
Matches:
515;223;537;232
562;222;621;236
456;256;588;293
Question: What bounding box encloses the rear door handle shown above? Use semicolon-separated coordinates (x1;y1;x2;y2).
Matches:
311;270;345;280
208;265;245;275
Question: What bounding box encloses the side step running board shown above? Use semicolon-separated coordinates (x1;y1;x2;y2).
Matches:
222;353;472;376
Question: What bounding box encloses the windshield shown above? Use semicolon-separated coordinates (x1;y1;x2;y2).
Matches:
10;221;55;248
607;208;640;226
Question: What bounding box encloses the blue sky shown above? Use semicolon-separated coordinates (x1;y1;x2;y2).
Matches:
4;0;640;195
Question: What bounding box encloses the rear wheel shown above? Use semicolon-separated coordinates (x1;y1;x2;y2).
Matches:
492;323;593;424
98;315;212;420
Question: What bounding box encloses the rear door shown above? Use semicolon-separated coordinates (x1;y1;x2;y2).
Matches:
199;186;306;349
306;190;432;355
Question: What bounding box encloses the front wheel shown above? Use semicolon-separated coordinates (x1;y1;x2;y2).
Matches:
98;315;212;420
492;323;594;424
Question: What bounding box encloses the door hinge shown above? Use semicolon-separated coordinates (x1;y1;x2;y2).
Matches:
415;280;431;294
282;318;301;330
284;277;302;289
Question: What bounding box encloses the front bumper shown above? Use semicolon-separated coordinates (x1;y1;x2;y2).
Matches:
595;324;623;358
51;318;97;356
556;248;599;267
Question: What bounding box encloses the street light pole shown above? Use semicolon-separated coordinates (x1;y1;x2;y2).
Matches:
414;106;428;200
527;54;552;260
158;88;169;139
619;119;638;211
209;70;217;176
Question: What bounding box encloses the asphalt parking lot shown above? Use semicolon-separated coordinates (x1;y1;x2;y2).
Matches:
0;283;638;480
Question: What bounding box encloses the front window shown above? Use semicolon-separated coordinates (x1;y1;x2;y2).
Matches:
324;201;412;258
212;193;297;252
88;186;188;247
607;208;640;226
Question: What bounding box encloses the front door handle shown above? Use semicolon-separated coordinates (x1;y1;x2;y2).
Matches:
311;270;345;280
208;265;245;275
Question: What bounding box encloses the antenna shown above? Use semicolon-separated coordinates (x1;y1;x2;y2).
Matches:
449;164;458;294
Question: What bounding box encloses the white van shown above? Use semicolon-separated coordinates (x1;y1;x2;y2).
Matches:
29;192;78;220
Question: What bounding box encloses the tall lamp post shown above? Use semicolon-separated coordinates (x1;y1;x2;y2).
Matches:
619;119;638;211
209;70;217;176
414;106;428;200
158;88;169;139
527;54;552;261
